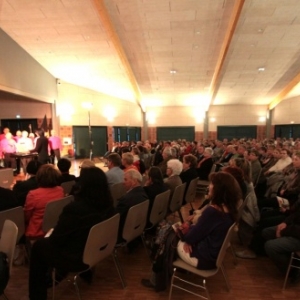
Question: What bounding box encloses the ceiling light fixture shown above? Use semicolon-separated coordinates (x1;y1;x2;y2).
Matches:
258;67;265;72
170;70;177;74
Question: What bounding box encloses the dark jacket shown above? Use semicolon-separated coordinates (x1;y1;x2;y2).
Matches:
115;186;148;238
13;177;38;206
30;136;49;164
197;158;213;180
144;182;168;221
0;186;19;211
59;173;77;184
49;200;115;267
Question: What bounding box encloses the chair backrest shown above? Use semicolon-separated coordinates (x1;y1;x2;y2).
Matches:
149;190;171;227
60;180;76;196
0;169;13;189
216;222;237;268
0;206;24;243
0;220;18;275
83;214;120;268
169;183;186;213
42;195;74;233
184;177;198;204
122;200;149;243
110;182;126;207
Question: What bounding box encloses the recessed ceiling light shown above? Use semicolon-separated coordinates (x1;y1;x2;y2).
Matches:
258;28;263;33
170;70;177;74
258;67;265;72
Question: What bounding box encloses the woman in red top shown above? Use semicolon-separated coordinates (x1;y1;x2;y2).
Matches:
24;164;64;239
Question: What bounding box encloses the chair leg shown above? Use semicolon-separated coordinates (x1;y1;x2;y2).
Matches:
141;233;152;262
73;274;82;300
230;243;238;265
112;250;127;288
220;263;231;291
282;252;294;290
52;268;56;300
168;268;176;300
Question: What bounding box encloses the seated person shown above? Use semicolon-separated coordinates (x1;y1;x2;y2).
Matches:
248;149;262;186
121;152;138;172
13;160;42;206
262;208;300;280
177;172;241;269
164;159;183;199
57;158;76;184
258;151;300;213
115;169;148;241
265;149;292;176
143;166;168;221
105;153;124;186
28;167;115;300
157;147;172;178
180;154;198;186
180;154;198;204
24;164;64;240
196;147;214;180
231;158;252;185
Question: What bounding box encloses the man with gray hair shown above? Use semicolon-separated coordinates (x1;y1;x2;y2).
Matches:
115;169;148;241
157;147;172;178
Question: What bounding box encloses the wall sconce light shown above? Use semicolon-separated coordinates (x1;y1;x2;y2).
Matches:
146;111;156;124
258;116;266;122
103;106;116;122
210;117;216;123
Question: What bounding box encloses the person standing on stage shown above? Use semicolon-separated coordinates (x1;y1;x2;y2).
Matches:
30;129;49;164
17;131;34;174
48;129;62;164
0;132;17;172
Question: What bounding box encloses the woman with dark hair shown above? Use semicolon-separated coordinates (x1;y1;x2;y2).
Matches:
24;164;64;240
144;167;168;216
222;166;247;199
180;154;198;204
177;172;241;269
29;167;115;300
197;147;214;180
180;154;198;186
29;128;49;164
231;157;252;184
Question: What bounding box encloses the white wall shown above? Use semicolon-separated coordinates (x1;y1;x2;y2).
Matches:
0;29;57;103
208;104;268;131
273;96;300;124
57;82;143;127
145;106;204;131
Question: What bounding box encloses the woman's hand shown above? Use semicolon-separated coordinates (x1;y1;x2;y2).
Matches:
183;243;192;254
276;223;287;237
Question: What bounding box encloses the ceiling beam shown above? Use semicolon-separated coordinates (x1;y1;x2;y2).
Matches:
92;0;143;110
268;73;300;110
208;0;245;108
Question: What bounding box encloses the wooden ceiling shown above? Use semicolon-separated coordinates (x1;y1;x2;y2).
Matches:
1;0;300;112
